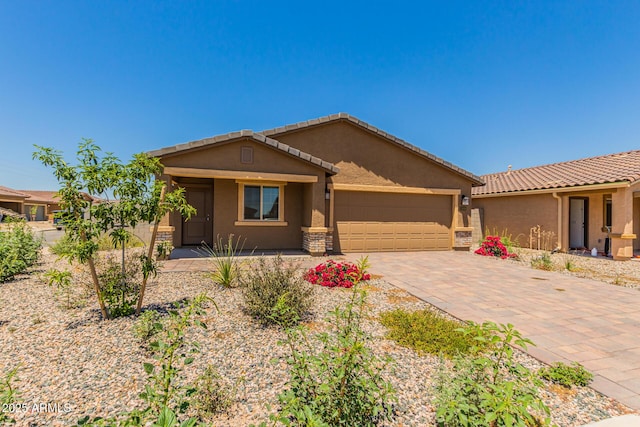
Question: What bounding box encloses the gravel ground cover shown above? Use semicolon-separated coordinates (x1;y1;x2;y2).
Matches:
509;248;640;289
0;251;636;426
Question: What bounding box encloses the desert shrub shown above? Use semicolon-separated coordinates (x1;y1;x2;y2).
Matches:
434;321;550;427
379;308;480;358
564;259;576;271
156;240;173;260
0;367;19;425
133;309;163;344
303;258;371;288
202;234;247;288
78;294;213;426
96;232;145;251
531;252;554;271
540;362;593;388
191;365;235;420
269;288;396;426
44;269;77;309
50;233;78;257
0;220;42;282
475;236;517;259
96;252;142;317
242;255;314;327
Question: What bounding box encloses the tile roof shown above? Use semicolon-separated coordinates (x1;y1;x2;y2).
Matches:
0;186;30;199
472;150;640;196
19;190;59;204
148;130;339;174
260;112;484;186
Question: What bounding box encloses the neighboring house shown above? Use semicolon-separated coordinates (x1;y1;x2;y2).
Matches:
19;190;62;221
0;187;63;221
472;150;640;260
149;113;484;255
0;186;29;219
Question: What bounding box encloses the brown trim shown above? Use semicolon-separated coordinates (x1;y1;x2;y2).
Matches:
164;166;318;183
329;183;461;195
237;182;285;223
234;221;288;227
301;226;329;232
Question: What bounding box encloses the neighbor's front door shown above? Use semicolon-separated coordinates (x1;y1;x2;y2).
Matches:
183;185;213;246
569;198;587;249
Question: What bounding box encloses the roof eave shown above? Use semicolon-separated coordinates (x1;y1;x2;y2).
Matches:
472;181;631;198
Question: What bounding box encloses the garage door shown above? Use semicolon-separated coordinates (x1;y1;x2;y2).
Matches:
334;191;453;252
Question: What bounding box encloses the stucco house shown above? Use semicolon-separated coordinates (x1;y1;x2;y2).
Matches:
0;186;29;220
149;113;484;255
472;150;640;260
20;190;62;221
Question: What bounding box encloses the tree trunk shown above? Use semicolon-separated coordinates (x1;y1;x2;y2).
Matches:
136;184;166;315
82;231;109;320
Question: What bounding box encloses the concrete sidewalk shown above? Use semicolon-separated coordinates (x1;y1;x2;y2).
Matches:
344;251;640;411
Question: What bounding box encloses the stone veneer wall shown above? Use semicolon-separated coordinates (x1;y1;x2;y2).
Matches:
302;230;327;255
454;230;473;250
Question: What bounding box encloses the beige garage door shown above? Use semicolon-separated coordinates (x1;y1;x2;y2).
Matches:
334;191;453;253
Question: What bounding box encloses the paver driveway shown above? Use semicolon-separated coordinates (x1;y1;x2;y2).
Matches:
344;251;640;411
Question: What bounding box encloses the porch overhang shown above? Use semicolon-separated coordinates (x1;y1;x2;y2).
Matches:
164;166;319;183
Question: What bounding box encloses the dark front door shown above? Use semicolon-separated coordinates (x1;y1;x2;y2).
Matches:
183;185;213;246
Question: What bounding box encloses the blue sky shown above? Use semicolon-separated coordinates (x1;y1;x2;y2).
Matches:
1;1;639;190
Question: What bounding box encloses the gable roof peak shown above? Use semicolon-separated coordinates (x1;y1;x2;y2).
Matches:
260;112;484;186
147;129;339;175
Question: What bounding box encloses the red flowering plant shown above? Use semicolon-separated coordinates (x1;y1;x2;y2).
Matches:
303;258;371;288
475;236;518;259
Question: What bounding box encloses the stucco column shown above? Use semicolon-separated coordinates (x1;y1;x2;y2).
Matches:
310;179;326;228
611;187;635;260
301;179;329;256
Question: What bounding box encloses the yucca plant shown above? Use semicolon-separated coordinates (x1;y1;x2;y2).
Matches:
201;234;248;288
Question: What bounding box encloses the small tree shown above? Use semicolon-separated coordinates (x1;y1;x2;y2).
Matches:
34;139;195;319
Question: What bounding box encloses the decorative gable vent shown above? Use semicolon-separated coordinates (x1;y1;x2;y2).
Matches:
241;146;254;164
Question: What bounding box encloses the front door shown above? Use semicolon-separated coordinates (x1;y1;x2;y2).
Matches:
569;198;588;249
183;185;213;246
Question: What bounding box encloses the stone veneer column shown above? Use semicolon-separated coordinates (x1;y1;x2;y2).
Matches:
454;227;474;250
302;227;328;256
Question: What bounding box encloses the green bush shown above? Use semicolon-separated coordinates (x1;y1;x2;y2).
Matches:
0;220;42;282
241;255;314;327
50;233;78;257
379;308;480;358
269;288;396;426
434;321;551;427
79;294;213;426
191;365;235;420
133;309;163;344
96;252;142;318
540;362;593;388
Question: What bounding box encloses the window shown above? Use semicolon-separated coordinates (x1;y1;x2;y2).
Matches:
604;197;612;229
240;183;283;222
